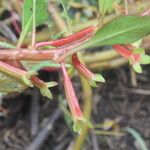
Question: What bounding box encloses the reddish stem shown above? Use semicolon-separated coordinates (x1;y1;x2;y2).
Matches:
0;32;93;62
0;49;58;61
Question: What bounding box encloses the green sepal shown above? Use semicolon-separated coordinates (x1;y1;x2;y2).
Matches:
26;70;38;78
40;87;53;99
40;81;58;99
46;81;58;88
133;48;145;54
22;76;33;87
89;80;98;88
89;74;105;87
132;63;142;73
22;70;38;87
140;54;150;65
73;120;83;133
93;73;105;83
73;118;93;133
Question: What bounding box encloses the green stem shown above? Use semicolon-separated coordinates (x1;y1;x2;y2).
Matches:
73;76;92;150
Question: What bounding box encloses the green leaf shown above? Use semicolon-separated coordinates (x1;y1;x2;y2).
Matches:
22;61;71;72
22;0;48;32
0;41;15;48
81;16;150;49
98;0;121;15
140;54;150;64
18;0;48;45
132;63;142;73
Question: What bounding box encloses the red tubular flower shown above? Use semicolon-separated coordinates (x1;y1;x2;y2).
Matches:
72;53;105;86
35;26;96;48
112;44;146;73
112;45;141;64
61;63;83;119
61;63;92;132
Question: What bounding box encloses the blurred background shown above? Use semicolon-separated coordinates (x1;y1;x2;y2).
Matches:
0;0;150;150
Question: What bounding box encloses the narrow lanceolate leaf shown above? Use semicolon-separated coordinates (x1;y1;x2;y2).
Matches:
22;0;48;32
81;16;150;49
18;0;48;45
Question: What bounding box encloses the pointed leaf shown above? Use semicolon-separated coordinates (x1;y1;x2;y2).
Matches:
22;0;48;32
81;16;150;49
18;0;49;44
